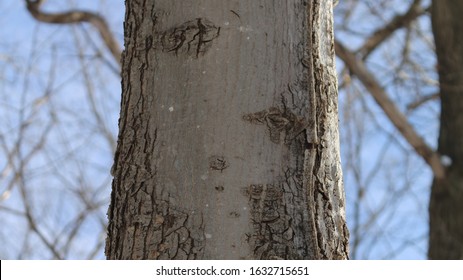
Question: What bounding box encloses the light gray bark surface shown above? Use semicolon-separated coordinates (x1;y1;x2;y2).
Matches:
106;0;348;260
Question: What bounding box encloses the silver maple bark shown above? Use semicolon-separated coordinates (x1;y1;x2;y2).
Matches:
106;0;348;260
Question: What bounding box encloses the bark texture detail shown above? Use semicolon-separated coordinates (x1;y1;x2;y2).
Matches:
160;18;220;57
106;0;348;260
242;107;307;145
241;0;349;259
429;0;463;260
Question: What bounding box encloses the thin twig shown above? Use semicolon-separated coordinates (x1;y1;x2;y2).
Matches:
407;93;440;111
358;0;427;58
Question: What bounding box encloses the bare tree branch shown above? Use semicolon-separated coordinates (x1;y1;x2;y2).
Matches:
407;92;440;111
359;0;427;58
335;40;446;180
25;0;121;66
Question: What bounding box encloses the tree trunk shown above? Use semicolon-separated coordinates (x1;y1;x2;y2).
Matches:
429;0;463;260
105;0;348;260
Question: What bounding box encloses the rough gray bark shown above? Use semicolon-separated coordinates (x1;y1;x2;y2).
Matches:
429;0;463;260
106;0;348;260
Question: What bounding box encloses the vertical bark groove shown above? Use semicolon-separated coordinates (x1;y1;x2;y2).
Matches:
306;0;349;259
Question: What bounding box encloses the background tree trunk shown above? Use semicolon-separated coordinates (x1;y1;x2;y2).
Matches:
429;0;463;259
105;0;348;260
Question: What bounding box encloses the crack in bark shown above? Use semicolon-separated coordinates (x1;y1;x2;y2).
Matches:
242;165;314;259
208;155;229;172
160;18;220;58
242;106;307;145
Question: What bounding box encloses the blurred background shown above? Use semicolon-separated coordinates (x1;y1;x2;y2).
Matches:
0;0;444;259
